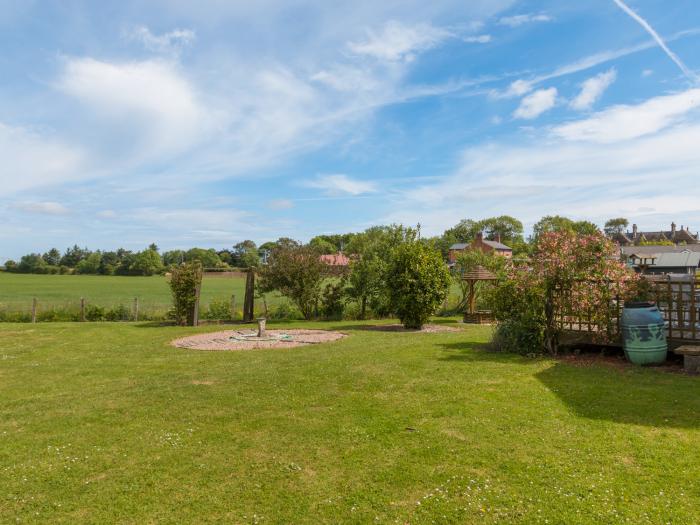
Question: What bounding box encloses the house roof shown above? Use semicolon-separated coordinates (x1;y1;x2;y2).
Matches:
482;240;512;251
449;243;469;250
320;253;350;266
652;252;700;268
621;244;700;255
630;251;700;269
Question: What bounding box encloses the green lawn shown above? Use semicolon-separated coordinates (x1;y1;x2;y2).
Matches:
1;321;699;523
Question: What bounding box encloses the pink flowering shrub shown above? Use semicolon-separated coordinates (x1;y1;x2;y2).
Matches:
491;230;638;355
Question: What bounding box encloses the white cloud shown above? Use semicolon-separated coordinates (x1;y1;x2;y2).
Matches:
642;69;654;77
385;120;700;234
463;34;492;44
347;20;452;62
569;68;617;111
126;26;196;53
554;88;700;143
513;87;557;119
306;174;377;196
14;201;70;215
0;122;85;196
57;58;210;157
498;13;552;28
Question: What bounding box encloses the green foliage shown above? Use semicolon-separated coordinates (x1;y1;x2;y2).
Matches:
76;252;103;274
258;244;327;320
84;304;106;321
168;261;203;326
203;299;232;320
320;280;346;320
42;248;61;266
386;241;451;329
130;249;164;276
184;248;222;268
105;304;131;321
604;217;629;237
532;215;600;242
17;254;51;274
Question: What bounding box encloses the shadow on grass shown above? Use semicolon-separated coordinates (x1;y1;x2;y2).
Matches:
536;362;700;429
439;341;700;428
436;341;533;364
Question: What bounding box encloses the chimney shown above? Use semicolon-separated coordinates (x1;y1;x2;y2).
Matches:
671;222;677;233
632;224;638;235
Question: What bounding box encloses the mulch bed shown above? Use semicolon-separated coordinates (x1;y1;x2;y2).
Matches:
171;329;347;351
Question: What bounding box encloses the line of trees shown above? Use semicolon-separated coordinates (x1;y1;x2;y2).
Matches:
2;215;630;275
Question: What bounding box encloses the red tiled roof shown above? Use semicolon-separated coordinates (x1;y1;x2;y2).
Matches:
320;253;350;266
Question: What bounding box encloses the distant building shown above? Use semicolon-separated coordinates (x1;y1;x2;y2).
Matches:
449;233;513;264
612;222;699;246
320;253;350;267
627;250;700;275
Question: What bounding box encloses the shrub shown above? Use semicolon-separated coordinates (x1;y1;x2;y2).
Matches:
168;261;203;326
105;304;131;321
320;281;346;320
490;231;637;355
386;242;451;329
84;304;106;321
268;301;304;321
203;299;232;320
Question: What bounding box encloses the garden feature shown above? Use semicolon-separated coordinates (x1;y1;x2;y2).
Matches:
171;328;346;350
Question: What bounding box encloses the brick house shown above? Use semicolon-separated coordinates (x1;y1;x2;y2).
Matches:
612;222;699;246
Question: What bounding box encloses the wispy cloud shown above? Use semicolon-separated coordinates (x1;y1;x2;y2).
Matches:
347;20;452;62
126;25;196;54
554;87;700;143
463;34;492;44
267;199;294;210
569;68;617;111
611;0;697;82
513;87;557;119
305;174;377;196
498;13;552;28
14;201;70;215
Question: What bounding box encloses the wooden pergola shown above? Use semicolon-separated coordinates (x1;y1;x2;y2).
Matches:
462;265;498;324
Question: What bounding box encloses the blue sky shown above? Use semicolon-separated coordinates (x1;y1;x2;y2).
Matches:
1;0;700;260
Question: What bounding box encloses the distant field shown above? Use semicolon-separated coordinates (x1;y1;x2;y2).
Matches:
0;272;274;314
0;272;465;318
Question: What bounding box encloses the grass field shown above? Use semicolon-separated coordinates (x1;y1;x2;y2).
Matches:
0;272;467;319
1;320;699;523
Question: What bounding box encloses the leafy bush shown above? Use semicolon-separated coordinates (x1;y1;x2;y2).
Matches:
168;261;203;326
320;281;346;320
85;304;106;321
386;242;451;329
268;301;304;321
490;231;637;355
203;299;232;320
105;304;131;321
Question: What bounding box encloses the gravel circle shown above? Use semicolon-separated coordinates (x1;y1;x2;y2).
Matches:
171;329;347;351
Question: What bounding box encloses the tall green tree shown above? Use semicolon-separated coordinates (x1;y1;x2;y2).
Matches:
258;244;328;320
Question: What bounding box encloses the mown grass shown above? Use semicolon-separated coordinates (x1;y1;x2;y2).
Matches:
1;321;699;523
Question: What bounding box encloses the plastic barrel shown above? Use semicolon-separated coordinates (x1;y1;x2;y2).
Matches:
621;302;668;365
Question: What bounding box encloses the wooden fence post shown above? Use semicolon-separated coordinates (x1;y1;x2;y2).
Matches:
31;298;37;323
193;283;201;327
80;297;86;322
133;297;139;322
243;269;255;323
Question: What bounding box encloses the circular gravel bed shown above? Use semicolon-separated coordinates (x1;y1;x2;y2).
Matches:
171;329;347;351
